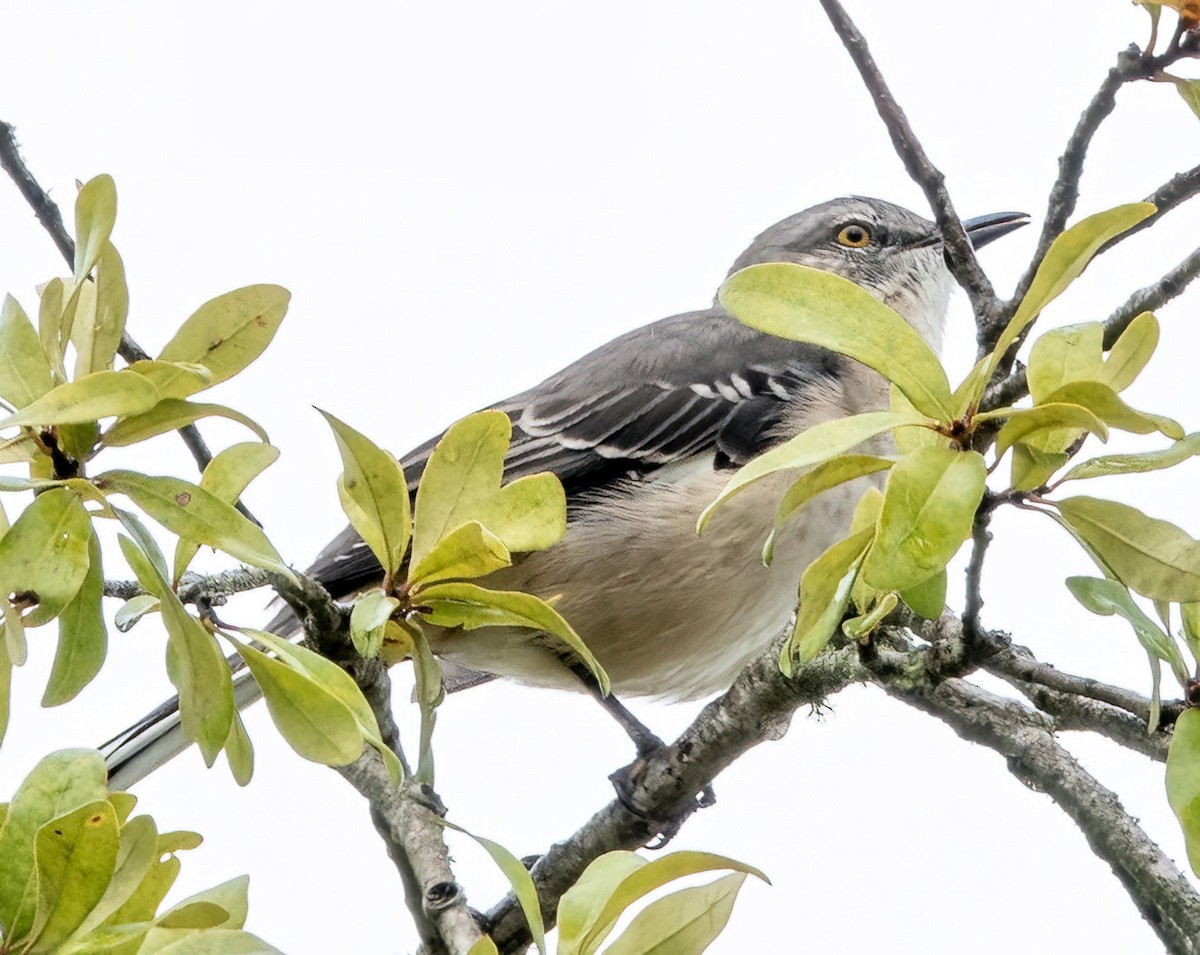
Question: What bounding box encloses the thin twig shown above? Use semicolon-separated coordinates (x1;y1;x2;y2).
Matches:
962;497;993;642
815;0;1001;337
1103;243;1200;347
1099;162;1200;255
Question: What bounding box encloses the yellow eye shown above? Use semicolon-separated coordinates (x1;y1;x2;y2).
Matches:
835;223;872;248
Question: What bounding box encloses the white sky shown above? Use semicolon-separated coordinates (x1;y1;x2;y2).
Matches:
2;1;1200;952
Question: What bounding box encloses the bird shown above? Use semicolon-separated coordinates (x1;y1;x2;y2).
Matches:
102;197;1028;789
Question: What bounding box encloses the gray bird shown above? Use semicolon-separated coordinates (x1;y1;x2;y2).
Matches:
102;197;1027;788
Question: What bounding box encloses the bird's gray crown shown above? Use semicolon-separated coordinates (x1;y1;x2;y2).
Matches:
726;196;952;349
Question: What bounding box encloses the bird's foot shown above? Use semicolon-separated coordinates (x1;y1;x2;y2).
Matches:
608;752;716;850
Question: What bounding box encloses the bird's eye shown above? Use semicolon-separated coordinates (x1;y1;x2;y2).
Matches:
835;223;873;248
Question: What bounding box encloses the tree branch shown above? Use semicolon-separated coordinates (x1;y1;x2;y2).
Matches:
815;0;1001;338
886;675;1200;951
486;641;872;952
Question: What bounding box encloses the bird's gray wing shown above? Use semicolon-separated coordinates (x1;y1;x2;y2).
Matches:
306;307;841;598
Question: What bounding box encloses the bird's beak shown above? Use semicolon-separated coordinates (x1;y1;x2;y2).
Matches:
962;211;1030;249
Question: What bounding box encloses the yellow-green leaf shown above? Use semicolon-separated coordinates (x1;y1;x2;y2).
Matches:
0;750;108;942
172;442;279;581
409;520;512;586
603;872;749;955
1166;707;1200;876
224;710;255;787
118;536;233;765
978;202;1157;402
0;487;91;627
350;590;400;659
1056;496;1200;601
74;174;118;282
991;403;1108;460
900;569;947;619
113;594;160;633
75;813;158;936
72;243;128;378
125;361;213;401
224;634;364;768
1041;381;1182;440
1176;77;1200;120
557;850;767;955
1060;432;1200;484
320;410;410;581
0;295;54;410
420;581;609;694
1103;311;1159;392
1010;443;1072;493
29;799;119;953
1027;323;1104;403
100;471;288;577
43;528;106;706
157;285;290;388
862;447;986;591
698;409;926;533
787;527;874;672
101;400;268;449
719;262;953;419
763;454;893;565
0;371;158;430
843;591;899;640
412;411;565;566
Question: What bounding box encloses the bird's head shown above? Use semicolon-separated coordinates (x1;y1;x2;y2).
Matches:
727;196;1028;350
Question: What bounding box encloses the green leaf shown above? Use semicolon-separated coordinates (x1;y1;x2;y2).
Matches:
468;939;500;955
762;454;893;565
107;851;180;926
1041;381;1182;440
350;590;400;659
1055;496;1200;601
224;711;255;787
718;262;954;419
409;520;512;585
110;506;169;582
37;278;69;381
43;527;107;705
74;813;157;936
158;875;247;930
698;409;926;533
862;447;987;592
0;295;55;410
139;929;281;954
900;569;947;619
124;361;213;401
242;628;401;784
412;410;566;566
320;410;410;579
951;355;992;418
100;471;288;578
843;591;898;640
154;901;230;930
0;486;92;627
1175;77;1200;120
978;202;1157;401
157;285;290;387
1027;322;1104;403
1166;708;1200;877
441;821;545;955
114;595;161;633
118;536;233;765
1066;576;1188;688
0;750;108;943
173;442;279;581
224;633;364;768
1103;311;1159;392
890;384;945;453
420;581;609;694
1059;433;1200;484
72;243;128;378
1010;443;1072;493
786;527;874;672
410;627;442;784
557;850;767;955
74;174;118;282
0;371;159;430
29;799;120;953
101;400;268;449
991;403;1108;460
603;872;749;955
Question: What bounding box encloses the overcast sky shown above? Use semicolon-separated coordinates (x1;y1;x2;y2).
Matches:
2;1;1200;952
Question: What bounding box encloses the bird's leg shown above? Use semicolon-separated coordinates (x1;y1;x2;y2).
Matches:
566;661;664;756
567;662;716;849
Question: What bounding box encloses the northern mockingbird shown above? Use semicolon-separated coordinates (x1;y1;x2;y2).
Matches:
103;197;1027;788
